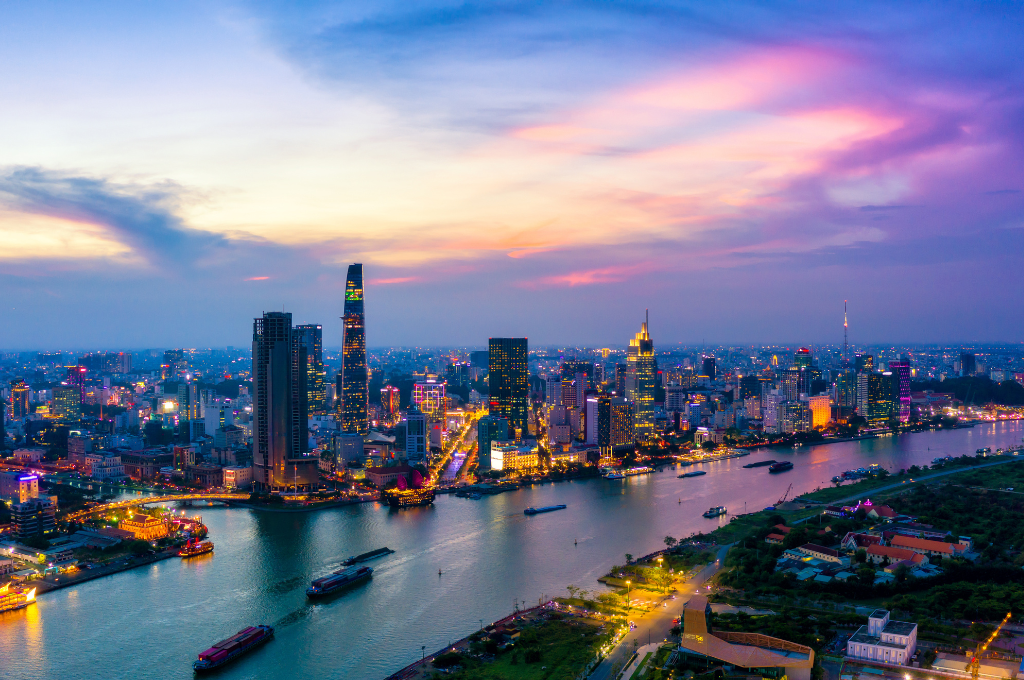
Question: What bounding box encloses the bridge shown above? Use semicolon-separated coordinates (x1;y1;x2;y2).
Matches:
65;493;252;521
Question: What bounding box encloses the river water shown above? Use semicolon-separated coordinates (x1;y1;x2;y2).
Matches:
3;421;1023;680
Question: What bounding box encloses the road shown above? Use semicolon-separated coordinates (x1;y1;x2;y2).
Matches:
589;545;730;680
824;455;1024;506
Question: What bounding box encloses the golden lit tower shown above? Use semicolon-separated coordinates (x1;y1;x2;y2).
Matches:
339;264;368;433
626;311;655;442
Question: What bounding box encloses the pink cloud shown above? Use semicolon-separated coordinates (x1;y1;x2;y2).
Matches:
369;276;419;285
245;276;269;281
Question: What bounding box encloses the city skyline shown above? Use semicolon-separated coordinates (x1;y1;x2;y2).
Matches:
2;2;1024;348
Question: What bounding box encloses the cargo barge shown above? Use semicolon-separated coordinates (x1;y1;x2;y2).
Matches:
306;565;373;598
742;460;777;468
342;547;394;566
524;504;567;515
678;471;707;478
768;461;794;473
193;624;274;672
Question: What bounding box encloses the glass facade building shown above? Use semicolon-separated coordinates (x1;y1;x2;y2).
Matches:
296;324;326;415
488;338;529;438
626;315;655;441
340;264;368;433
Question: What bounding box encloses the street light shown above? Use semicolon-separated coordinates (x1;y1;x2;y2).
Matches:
625;580;631;614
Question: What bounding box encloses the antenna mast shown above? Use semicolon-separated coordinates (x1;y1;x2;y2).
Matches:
843;300;849;370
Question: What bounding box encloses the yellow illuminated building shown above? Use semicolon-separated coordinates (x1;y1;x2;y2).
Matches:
120;514;169;541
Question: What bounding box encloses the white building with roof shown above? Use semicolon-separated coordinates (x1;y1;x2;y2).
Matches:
846;610;917;665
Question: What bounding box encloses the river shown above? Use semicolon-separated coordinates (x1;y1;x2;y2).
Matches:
3;420;1023;680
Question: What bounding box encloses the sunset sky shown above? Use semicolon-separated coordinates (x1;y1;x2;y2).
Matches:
2;1;1022;348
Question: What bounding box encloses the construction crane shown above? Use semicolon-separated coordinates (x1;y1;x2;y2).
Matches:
967;612;1012;680
777;483;793;505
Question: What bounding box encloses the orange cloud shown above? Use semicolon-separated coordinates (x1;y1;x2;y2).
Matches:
369;277;419;285
245;276;270;281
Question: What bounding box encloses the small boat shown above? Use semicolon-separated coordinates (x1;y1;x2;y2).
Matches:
341;547;394;566
743;460;777;469
768;461;794;473
306;566;373;598
678;471;707;478
703;506;727;518
193;625;274;672
603;472;625;479
179;538;214;558
524;504;567;515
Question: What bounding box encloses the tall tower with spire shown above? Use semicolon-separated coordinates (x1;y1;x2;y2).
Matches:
626;310;656;442
843;300;849;370
339;263;368;433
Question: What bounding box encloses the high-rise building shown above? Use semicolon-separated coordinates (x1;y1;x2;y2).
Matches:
405;406;427;461
701;357;717;380
614;363;628;394
686;401;703;430
252;311;317;493
53;385;81;423
836;372;858;408
854;353;874;374
66;365;87;403
381;385;400;425
10;379;30;418
888;361;912;423
561;360;593;382
781;367;802;401
488;338;528;438
866;372;897;427
296;324;326;415
477;414;509;470
626;314;655;442
959;352;977;377
597;395;634;456
177;381;201;442
413;379;447;431
340;263;368;433
163;349;185;377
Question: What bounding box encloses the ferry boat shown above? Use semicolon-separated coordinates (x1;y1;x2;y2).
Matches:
768;461;794;473
702;506;727;518
382;486;435;508
524;504;567;515
0;582;36;614
193;625;274;672
743;460;777;469
603;472;625;479
306;566;373;598
341;547;394;566
179;537;214;558
603;466;654;479
678;471;707;478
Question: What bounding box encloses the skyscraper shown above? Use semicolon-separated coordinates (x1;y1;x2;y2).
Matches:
53;385;81;423
488;338;529;438
296;324;326;414
626;313;655;441
959;352;977;377
405;405;427;461
177;381;200;442
340;264;368;433
381;385;400;425
252;311;317;493
888;360;912;423
65;365;87;403
10;379;29;418
701;357;717;380
477;414;509;470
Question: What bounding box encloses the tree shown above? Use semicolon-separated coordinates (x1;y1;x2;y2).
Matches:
664;536;678;550
701;440;717;451
855;548;867;564
625;553;634;564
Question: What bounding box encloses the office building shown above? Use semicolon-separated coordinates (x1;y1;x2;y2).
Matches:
598;396;634;455
701;357;717;380
164;349;185;376
835;372;858;408
66;365;87;402
252;311;318;493
340;263;368;433
53;385;81;423
10;379;30;418
405;406;427;461
13;497;56;541
413;380;447;425
584;395;599;445
490;441;539;473
177;381;200;442
888;361;912;423
866;372;897;427
296;324;327;414
794;347;812;369
778;401;811;433
614;363;627;394
477;414;509;470
854;353;874;374
959;352;977;377
686;401;703;430
804;395;831;428
0;470;39;504
781;367;802;401
488;338;529;438
626;314;655;442
381;385;400;424
560;360;593;382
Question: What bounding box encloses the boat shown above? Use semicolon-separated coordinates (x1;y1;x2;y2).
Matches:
524;504;567;515
179;537;214;558
678;471;707;478
306;566;373;598
341;547;394;566
743;460;777;469
768;461;794;473
0;582;36;614
193;625;274;672
603;472;625;479
702;506;727;518
382;486;435;508
621;466;654;477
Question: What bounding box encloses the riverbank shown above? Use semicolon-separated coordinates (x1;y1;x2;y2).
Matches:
225;497;371;513
34;548;179;595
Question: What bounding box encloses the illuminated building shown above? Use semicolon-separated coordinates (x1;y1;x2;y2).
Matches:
626;314;655;441
65;365;87;402
854;353;874;374
490;441;539;473
10;379;30;418
477;415;509;469
686;402;703;430
405;405;427;461
598;395;634;456
866;372;897;427
413;379;447;427
805;395;831;428
12;497;56;540
340;263;368;433
781;368;802;401
120;513;169;541
296;324;327;414
381;385;400;424
835;372;858;408
488;338;528;438
888;361;912;423
0;470;39;503
252;311;318;493
164;349;185;376
53;385;81;423
614;363;627;394
794;347;812;369
560;360;593;382
177;381;201;442
701;357;717;380
778;401;811;433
